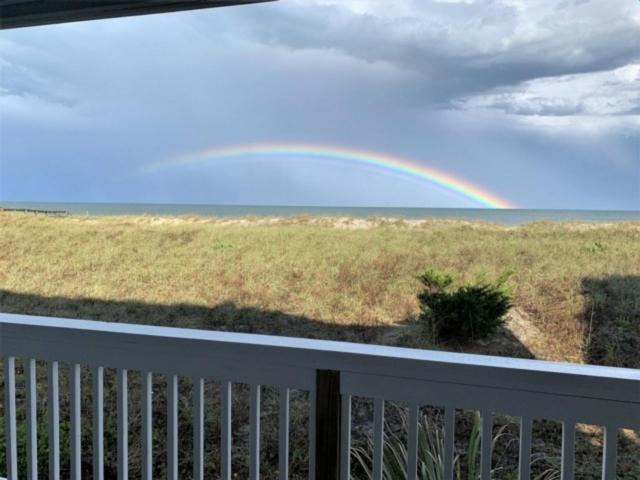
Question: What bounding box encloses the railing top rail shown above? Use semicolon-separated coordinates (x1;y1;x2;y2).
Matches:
2;312;638;379
2;312;639;404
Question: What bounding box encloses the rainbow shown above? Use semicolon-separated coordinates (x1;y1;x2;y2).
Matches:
143;143;514;209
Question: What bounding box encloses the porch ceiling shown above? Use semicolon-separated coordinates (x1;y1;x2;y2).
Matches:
0;0;275;29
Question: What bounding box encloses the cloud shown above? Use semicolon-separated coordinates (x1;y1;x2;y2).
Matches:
453;63;640;134
0;37;96;129
231;0;640;104
458;64;640;116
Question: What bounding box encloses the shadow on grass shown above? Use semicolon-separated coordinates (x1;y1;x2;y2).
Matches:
0;289;388;344
581;275;640;369
0;289;536;360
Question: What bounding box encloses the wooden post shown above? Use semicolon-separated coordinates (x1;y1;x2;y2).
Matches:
315;370;341;480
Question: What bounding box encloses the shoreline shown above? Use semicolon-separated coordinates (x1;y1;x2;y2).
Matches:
2;209;640;231
2;202;638;225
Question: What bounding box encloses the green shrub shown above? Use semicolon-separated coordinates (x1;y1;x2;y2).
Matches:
0;415;70;478
418;270;512;344
418;269;454;292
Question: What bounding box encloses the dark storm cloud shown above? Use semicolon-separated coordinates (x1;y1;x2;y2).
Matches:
228;0;640;107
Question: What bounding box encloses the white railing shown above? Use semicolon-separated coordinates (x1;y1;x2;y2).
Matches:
1;312;639;480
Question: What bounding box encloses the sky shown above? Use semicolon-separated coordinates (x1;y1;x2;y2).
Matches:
0;0;638;210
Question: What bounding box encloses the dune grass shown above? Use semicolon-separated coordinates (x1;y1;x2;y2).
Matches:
1;212;639;478
1;212;639;367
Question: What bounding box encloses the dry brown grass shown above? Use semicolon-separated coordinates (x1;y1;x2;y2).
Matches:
1;212;639;367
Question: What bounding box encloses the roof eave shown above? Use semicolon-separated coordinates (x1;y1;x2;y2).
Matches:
0;0;275;30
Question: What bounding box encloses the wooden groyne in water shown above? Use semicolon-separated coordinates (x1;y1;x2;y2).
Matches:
0;207;69;217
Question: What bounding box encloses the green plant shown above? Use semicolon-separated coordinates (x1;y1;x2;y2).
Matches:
0;415;70;478
353;409;521;480
211;239;233;250
583;241;607;253
418;269;454;293
418;270;512;344
353;407;455;480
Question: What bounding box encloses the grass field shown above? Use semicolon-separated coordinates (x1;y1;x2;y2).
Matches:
2;212;639;367
1;212;639;477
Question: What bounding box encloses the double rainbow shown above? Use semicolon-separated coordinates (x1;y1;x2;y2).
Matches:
143;143;514;209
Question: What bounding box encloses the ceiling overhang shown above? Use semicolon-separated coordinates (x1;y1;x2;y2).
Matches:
0;0;275;29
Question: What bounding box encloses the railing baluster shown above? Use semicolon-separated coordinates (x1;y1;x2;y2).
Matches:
518;416;532;480
70;363;82;480
279;387;290;480
373;398;384;480
407;404;419;480
480;410;493;479
4;357;17;480
561;420;575;480
250;384;261;480
93;366;104;480
309;387;316;480
340;395;351;480
193;377;205;480
602;426;617;480
48;360;60;480
25;358;38;480
141;371;152;480
443;407;455;480
221;380;233;480
167;375;179;480
117;368;128;480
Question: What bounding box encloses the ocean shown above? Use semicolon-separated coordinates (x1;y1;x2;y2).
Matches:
1;201;638;225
